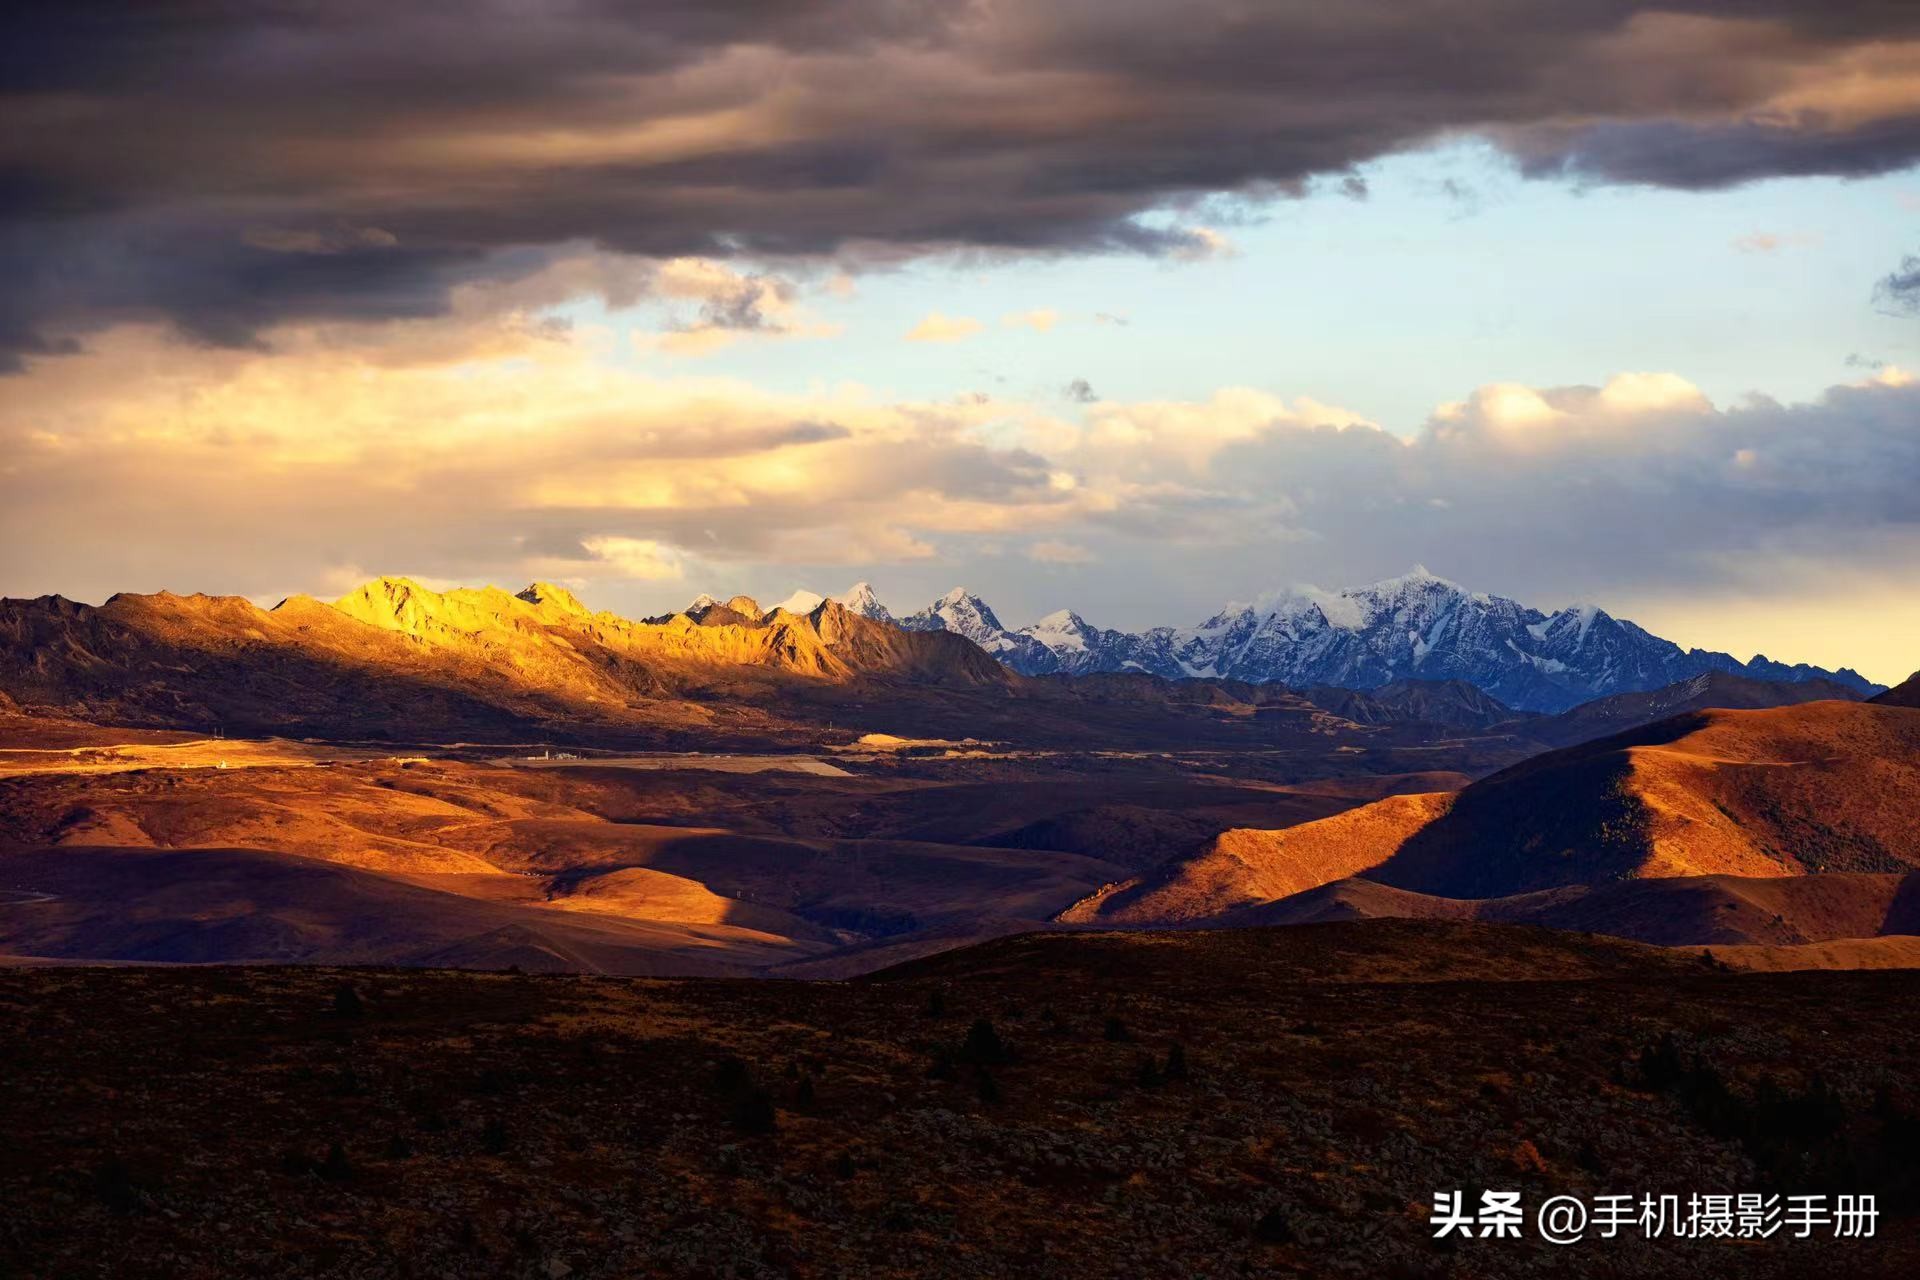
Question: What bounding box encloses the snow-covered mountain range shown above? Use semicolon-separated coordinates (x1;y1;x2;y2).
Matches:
766;568;1878;713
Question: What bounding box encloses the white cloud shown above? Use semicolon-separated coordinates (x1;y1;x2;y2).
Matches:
1429;372;1710;445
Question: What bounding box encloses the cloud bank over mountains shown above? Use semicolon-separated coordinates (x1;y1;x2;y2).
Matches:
4;297;1918;680
9;1;1920;364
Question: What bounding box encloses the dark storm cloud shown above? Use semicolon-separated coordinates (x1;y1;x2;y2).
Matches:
9;0;1920;364
1512;115;1920;189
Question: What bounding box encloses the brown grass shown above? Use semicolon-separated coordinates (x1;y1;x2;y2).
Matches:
2;920;1916;1278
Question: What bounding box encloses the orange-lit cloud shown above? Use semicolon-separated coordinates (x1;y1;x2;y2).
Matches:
580;536;686;581
904;313;985;343
1002;309;1061;333
632;258;841;356
1028;540;1095;564
6;301;1920;682
1732;230;1819;253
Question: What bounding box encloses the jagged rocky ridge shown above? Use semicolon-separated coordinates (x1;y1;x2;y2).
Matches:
873;567;1878;713
0;571;1881;734
0;577;1015;741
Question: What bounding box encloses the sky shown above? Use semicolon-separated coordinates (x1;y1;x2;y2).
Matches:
3;2;1920;683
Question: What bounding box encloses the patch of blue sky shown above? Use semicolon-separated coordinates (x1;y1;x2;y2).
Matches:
553;141;1919;435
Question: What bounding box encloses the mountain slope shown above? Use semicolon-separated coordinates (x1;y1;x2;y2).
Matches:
0;579;1016;741
1371;699;1920;897
0;845;812;974
1059;792;1454;926
1066;695;1920;923
1524;670;1865;748
1873;671;1920;708
1303;679;1515;729
1220;869;1920;950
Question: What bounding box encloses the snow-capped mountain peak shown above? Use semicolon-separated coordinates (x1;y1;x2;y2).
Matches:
688;569;1878;711
902;588;1017;651
1250;584;1370;631
905;569;1878;711
1021;609;1093;652
767;588;827;615
1372;563;1457;592
834;581;893;623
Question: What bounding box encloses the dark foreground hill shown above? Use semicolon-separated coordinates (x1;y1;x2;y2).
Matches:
1370;698;1920;897
2;921;1916;1279
1520;670;1866;749
1221;869;1920;955
1874;672;1920;708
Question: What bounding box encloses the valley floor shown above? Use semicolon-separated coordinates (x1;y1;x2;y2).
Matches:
0;727;1469;976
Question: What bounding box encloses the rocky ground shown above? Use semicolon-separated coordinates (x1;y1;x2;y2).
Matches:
1;919;1916;1278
